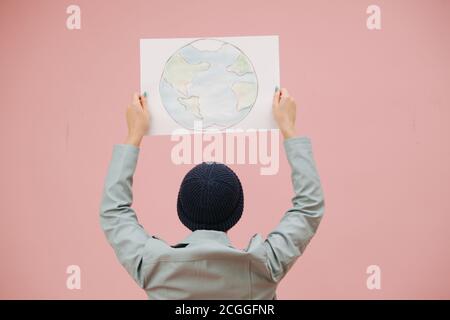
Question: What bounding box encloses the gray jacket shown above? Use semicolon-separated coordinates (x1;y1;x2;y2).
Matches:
99;136;325;299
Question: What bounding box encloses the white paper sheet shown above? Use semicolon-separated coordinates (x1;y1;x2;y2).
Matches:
140;35;279;135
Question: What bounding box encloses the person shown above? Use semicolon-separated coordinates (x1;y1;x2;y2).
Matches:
99;88;325;299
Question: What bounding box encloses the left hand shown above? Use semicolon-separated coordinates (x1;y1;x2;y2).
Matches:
125;92;150;147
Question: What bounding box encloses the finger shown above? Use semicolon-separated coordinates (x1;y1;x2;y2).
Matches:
139;93;148;110
280;88;289;97
132;92;140;106
273;89;281;107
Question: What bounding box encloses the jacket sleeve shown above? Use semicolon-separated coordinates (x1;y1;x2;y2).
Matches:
99;144;150;287
263;136;325;282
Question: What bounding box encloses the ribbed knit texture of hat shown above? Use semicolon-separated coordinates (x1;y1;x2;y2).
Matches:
177;162;244;232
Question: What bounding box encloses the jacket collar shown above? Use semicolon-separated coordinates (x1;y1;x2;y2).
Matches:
180;230;232;247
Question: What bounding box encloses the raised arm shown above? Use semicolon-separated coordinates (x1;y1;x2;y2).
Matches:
263;88;325;282
99;92;151;287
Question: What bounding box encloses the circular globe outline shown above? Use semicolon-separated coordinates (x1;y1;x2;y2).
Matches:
158;38;259;132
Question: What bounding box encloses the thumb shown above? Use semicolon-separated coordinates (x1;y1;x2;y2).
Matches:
273;88;281;108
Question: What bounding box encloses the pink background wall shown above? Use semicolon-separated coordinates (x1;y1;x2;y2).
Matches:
1;0;449;299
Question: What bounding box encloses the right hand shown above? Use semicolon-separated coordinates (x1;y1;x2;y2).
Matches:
273;88;297;139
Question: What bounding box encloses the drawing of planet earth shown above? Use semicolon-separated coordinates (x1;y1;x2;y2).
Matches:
159;39;258;130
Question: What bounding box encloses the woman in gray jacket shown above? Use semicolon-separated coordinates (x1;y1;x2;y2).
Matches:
99;88;325;299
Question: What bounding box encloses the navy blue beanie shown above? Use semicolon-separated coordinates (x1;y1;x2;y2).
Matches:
177;162;244;232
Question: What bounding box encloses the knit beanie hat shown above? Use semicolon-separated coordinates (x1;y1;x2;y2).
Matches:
177;162;244;232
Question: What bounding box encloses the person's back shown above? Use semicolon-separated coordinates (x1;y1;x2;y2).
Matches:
99;88;325;299
138;231;277;299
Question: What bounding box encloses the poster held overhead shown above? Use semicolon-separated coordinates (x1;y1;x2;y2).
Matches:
140;35;280;135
